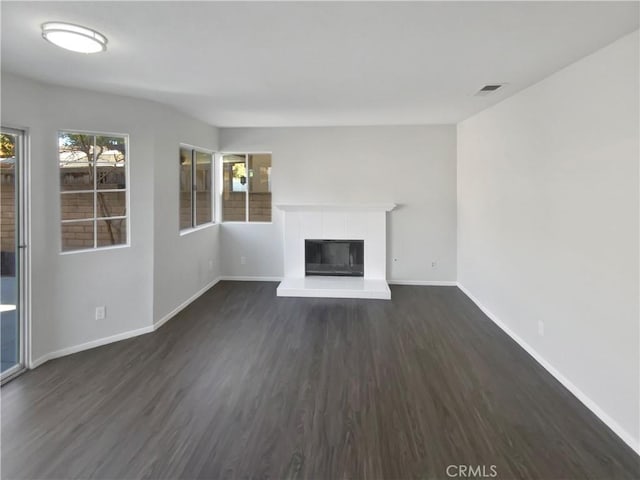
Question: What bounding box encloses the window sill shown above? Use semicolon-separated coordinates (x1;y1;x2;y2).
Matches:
179;223;218;236
60;244;130;255
222;221;273;225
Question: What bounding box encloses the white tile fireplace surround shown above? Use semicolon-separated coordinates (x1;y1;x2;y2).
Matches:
276;204;396;299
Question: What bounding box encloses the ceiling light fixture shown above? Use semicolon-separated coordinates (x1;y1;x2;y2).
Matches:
41;22;107;54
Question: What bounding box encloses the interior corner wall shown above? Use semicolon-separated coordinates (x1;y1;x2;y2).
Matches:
218;125;457;283
0;72;221;364
152;116;220;325
457;30;640;450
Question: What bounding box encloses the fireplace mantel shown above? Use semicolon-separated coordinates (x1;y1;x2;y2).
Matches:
276;203;396;212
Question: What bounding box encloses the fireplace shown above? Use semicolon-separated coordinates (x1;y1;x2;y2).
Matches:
305;239;364;277
276;203;396;299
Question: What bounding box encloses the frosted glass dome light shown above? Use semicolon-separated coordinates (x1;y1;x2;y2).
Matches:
42;22;107;53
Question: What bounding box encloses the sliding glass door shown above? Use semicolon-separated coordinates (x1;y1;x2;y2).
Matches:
1;127;26;382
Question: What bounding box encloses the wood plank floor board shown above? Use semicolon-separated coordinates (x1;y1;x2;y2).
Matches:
1;282;638;479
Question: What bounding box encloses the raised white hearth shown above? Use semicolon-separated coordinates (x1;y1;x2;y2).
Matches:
278;277;391;299
276;203;396;299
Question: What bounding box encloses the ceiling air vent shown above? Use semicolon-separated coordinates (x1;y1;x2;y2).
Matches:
475;84;504;96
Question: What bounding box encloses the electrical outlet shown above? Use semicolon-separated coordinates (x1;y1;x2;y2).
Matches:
393;258;398;262
208;259;214;271
538;320;544;337
431;261;437;268
240;256;247;265
95;306;106;321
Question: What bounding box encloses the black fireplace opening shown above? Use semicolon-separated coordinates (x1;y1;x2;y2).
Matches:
305;239;364;277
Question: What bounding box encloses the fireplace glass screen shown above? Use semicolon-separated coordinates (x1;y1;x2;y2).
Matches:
305;239;364;277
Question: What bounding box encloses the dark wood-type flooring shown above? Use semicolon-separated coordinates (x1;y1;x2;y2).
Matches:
2;282;638;479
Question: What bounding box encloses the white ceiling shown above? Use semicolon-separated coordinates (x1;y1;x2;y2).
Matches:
1;1;638;127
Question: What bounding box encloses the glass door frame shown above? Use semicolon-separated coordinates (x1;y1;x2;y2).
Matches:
1;126;29;384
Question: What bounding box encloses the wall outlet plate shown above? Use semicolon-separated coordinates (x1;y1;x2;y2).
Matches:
95;306;106;321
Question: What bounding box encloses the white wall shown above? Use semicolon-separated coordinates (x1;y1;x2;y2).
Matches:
219;126;457;283
152;112;220;324
0;73;221;364
457;31;639;450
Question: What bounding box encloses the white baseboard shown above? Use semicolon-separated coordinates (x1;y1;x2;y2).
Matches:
389;279;457;286
224;277;456;286
31;324;154;369
219;275;283;282
154;277;221;330
456;282;640;454
30;277;222;370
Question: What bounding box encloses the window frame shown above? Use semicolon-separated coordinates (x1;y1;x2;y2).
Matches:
179;143;215;235
58;129;131;255
220;151;273;224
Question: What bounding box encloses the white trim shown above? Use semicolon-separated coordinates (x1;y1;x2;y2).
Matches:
221;221;274;225
31;324;154;369
179;222;218;236
219;275;282;282
456;282;640;454
154;277;221;330
276;203;397;212
30;277;222;370
244;153;249;222
178;142;215;155
59;243;130;255
22;127;33;370
61;215;127;224
0;364;27;385
20;128;31;372
389;280;457;286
